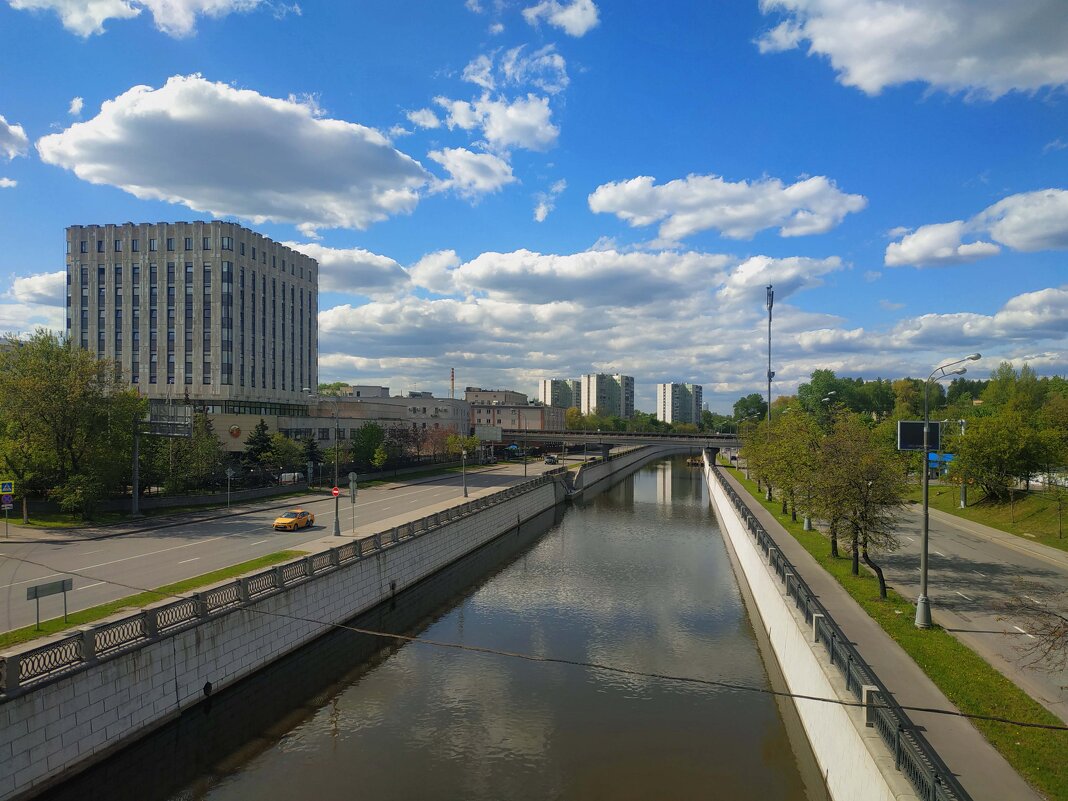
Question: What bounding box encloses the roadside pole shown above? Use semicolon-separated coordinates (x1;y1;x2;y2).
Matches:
349;471;358;534
2;479;14;538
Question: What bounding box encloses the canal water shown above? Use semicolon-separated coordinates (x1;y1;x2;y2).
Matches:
44;455;824;801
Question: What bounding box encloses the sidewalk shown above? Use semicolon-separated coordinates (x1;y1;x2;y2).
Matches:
717;466;1042;801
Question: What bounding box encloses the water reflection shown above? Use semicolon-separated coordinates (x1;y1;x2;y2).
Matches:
44;455;820;801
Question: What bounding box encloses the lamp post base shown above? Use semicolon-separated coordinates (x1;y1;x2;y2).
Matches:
803;515;812;531
333;496;341;537
915;596;932;628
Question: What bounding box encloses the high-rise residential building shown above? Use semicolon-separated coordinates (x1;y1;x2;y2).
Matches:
66;221;318;406
539;378;581;409
656;382;703;424
581;373;634;418
464;387;529;405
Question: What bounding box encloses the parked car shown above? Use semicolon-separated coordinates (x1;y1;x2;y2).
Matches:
273;509;315;531
484;455;498;464
544;455;559;465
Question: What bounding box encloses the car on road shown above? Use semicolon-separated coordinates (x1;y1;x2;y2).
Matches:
544;455;559;465
273;509;315;531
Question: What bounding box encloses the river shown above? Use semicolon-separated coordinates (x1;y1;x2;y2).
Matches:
43;454;825;801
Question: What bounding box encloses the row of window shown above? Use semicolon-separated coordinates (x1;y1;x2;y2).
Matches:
72;241;310;278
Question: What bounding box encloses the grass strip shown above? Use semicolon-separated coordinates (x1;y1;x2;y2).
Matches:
0;550;305;650
905;484;1068;555
726;468;1067;801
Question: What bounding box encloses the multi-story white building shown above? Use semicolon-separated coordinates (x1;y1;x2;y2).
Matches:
539;378;581;409
66;221;318;407
580;373;634;419
656;382;703;425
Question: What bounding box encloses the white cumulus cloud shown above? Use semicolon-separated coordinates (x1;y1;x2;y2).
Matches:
884;221;1000;267
589;173;867;242
534;178;566;222
9;0;268;37
886;188;1068;266
9;271;66;304
0;177;15;188
37;74;429;235
0;114;29;160
68;96;84;116
406;108;440;129
757;0;1068;98
281;242;409;297
435;92;558;152
428;147;516;199
522;0;598;37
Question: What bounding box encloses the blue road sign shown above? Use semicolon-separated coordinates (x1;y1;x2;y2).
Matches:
0;481;13;494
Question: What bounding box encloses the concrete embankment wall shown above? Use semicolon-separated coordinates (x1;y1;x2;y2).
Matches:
1;480;567;801
573;445;683;492
702;458;914;801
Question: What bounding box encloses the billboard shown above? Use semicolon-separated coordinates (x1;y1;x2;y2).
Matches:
474;425;503;442
897;420;941;452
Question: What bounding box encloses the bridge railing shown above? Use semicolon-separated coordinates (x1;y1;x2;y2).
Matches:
0;471;564;698
708;460;970;801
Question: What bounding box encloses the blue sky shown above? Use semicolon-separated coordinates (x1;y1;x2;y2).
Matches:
0;0;1065;412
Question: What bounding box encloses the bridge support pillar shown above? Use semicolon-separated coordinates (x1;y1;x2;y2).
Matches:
600;444;611;461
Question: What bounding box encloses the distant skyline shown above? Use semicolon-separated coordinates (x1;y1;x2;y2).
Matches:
0;1;1065;413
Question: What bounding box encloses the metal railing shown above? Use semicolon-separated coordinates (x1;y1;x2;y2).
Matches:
708;462;969;801
0;472;561;698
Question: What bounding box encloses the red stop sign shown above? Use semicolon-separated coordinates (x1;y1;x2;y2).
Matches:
331;486;340;497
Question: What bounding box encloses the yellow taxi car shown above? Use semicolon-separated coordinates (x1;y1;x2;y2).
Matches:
273;509;315;531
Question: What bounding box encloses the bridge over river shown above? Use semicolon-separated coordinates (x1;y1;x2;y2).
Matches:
498;429;741;449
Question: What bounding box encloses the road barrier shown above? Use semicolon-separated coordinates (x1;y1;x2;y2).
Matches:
0;472;565;697
710;463;970;801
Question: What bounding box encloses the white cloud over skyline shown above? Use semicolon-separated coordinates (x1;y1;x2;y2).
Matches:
0;114;29;160
522;0;598;37
589;173;867;242
37;75;429;236
886;189;1068;266
757;0;1068;98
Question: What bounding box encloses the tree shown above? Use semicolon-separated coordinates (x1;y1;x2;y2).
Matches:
352;422;386;465
242;418;273;468
317;381;349;395
949;408;1042;519
0;330;144;518
733;393;767;421
267;433;301;470
564;406;584;430
817;414;906;596
371;444;389;470
1002;591;1068;672
302;436;324;466
155;414;225;494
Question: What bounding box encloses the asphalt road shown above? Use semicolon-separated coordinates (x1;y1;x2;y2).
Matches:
0;461;561;634
879;505;1068;723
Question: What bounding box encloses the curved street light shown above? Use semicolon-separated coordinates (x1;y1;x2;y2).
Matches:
915;353;980;629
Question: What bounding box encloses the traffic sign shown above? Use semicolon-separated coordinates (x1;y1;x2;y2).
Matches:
331;486;340;497
1;504;12;511
1;494;12;505
0;480;13;494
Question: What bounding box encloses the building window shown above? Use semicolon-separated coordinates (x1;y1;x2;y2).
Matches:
317;428;331;441
80;241;88;253
166;237;175;251
202;236;210;250
221;236;233;250
149;238;157;252
114;239;122;252
97;240;104;253
131;239;139;252
184;237;193;250
240;242;245;256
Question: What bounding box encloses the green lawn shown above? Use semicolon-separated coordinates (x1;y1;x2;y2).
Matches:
726;468;1068;801
907;483;1068;554
0;550;305;649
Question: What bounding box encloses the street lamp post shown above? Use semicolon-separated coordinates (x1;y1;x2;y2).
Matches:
462;448;468;497
304;387;342;537
958;419;968;509
916;353;980;628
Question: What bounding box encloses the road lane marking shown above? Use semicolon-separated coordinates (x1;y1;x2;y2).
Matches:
955;591;973;601
177;558;200;565
0;572;62;590
251;540;269;546
904;536;914;544
75;536;224;571
1023;595;1043;605
973;570;986;578
76;582;105;591
934;551;945;557
1013;625;1036;639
